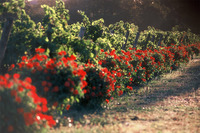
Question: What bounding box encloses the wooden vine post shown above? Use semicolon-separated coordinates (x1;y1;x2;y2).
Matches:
179;32;187;43
143;33;151;50
158;34;163;46
122;30;130;50
0;0;24;67
0;13;17;67
133;32;140;48
79;27;86;39
151;35;155;42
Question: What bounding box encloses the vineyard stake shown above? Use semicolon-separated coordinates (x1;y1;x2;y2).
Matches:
79;27;86;39
133;32;140;48
122;30;130;50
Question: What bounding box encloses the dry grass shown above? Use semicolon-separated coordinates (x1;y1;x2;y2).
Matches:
50;56;200;133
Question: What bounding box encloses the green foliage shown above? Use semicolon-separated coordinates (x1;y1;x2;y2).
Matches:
78;10;106;42
0;0;25;15
67;38;96;63
3;9;38;65
107;21;138;51
95;37;112;52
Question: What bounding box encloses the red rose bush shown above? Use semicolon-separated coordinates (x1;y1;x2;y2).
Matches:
0;73;56;133
13;48;87;113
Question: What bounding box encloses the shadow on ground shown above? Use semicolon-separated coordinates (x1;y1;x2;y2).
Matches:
133;58;200;107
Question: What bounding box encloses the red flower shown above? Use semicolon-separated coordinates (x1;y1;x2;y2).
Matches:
116;72;121;77
21;56;27;61
8;64;15;71
44;87;49;92
5;74;10;79
71;61;78;68
36;105;42;112
33;62;40;67
31;69;36;73
25;77;32;83
53;102;58;107
99;71;105;78
127;86;133;90
15;96;21;103
42;81;47;86
110;50;115;56
35;113;56;127
98;92;103;96
64;81;70;87
56;62;62;67
44;69;48;74
29;85;36;92
26;63;33;69
77;69;86;78
83;89;87;94
118;90;123;96
58;51;67;56
116;86;121;88
105;99;109;103
129;47;134;50
17;108;24;114
73;90;79;95
10;90;17;96
23;112;34;126
70;55;76;60
142;78;146;82
6;81;14;88
47;82;52;87
112;70;116;74
106;89;111;94
98;60;102;65
52;86;59;92
41;98;47;105
35;48;45;53
37;66;43;71
92;86;96;90
36;54;44;61
7;125;14;132
42;105;48;112
66;105;70;110
18;62;25;68
91;92;95;97
81;81;88;88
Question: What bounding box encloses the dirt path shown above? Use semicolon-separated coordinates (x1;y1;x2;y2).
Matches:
52;56;200;133
107;57;200;133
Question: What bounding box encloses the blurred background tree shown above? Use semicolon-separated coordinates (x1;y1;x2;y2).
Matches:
25;0;200;34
